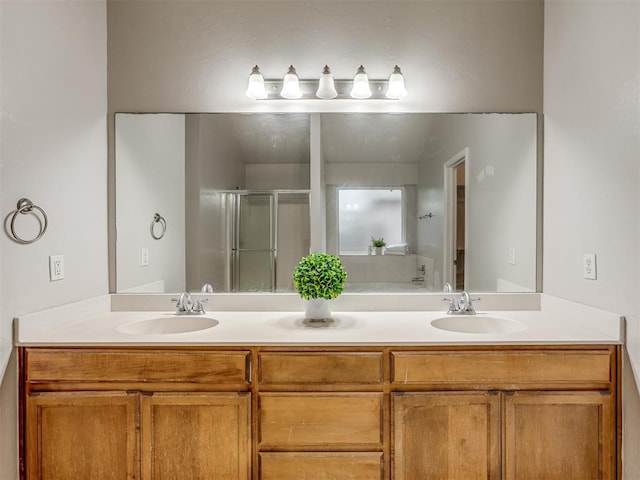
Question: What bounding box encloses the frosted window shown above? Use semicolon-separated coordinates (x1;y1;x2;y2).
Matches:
338;188;403;254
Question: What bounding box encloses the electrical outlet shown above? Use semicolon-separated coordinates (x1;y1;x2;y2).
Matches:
49;255;64;281
141;248;149;267
508;247;517;265
583;253;597;280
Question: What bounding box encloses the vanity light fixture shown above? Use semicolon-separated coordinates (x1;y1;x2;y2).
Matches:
386;65;408;100
316;65;338;99
280;65;303;99
350;65;372;99
245;65;268;100
246;65;408;100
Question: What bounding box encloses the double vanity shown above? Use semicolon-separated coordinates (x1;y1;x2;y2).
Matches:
15;293;623;479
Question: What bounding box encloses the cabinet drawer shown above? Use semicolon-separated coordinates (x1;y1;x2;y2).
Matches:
26;348;250;385
391;349;613;387
259;352;383;385
259;393;383;448
260;452;383;480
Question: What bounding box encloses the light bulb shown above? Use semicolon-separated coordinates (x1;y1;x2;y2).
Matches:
316;65;338;99
386;65;408;99
350;65;372;99
245;65;267;100
280;65;303;99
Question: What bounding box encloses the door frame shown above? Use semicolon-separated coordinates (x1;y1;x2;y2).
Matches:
443;148;469;289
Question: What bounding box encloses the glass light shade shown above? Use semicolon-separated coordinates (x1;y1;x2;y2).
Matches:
245;65;267;100
280;65;303;99
316;65;338;99
350;65;372;99
386;65;408;99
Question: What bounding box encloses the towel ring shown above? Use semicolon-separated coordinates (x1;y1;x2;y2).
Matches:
9;198;48;244
150;213;166;240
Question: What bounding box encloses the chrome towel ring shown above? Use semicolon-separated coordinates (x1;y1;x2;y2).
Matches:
150;213;166;240
8;198;48;244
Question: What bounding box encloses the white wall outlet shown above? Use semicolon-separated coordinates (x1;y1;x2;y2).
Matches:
583;253;597;280
49;255;64;281
141;248;149;267
508;247;517;265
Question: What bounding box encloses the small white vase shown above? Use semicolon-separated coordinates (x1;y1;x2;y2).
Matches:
372;247;384;255
305;298;332;320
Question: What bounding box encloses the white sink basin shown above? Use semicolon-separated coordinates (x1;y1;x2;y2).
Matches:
430;315;526;334
117;316;219;335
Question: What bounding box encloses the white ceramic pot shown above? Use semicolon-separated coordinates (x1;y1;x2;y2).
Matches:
305;298;332;320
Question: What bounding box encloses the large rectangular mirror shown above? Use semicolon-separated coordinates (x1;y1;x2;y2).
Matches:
114;112;537;294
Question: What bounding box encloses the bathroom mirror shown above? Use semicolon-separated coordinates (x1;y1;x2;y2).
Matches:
114;112;537;294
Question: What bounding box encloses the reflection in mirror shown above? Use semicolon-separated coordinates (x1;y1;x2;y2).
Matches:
322;113;537;293
115;113;310;293
114;112;537;294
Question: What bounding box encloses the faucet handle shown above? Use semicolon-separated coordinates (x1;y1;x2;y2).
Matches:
193;297;210;314
442;297;459;314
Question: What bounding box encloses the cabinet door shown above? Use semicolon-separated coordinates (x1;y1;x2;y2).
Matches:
141;393;251;480
504;391;615;480
392;392;500;480
26;391;139;480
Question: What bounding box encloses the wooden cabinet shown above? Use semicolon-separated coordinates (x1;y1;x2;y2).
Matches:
257;351;385;480
142;393;251;480
26;391;138;480
20;345;619;480
390;348;619;480
22;348;251;480
259;452;383;480
503;391;616;480
392;392;500;480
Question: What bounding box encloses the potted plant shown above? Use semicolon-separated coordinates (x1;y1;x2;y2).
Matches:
293;252;347;321
371;237;386;255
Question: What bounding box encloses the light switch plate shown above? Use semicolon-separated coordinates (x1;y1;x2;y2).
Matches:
141;248;149;267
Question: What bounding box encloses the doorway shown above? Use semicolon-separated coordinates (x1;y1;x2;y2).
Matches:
444;148;468;290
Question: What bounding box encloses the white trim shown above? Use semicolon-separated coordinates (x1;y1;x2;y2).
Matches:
443;148;469;288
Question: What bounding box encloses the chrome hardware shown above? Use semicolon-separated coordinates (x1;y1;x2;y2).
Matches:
193;297;210;314
150;213;167;240
171;292;211;315
8;198;48;244
442;290;481;315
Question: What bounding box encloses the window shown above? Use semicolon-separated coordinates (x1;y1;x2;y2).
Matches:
338;188;403;254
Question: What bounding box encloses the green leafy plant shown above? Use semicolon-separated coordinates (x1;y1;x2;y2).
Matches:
293;253;347;300
371;237;386;248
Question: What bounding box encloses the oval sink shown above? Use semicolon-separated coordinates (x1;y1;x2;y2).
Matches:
117;316;219;335
430;315;526;334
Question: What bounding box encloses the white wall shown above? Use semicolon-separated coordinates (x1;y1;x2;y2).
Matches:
0;1;108;478
543;1;640;477
107;0;543;114
115;114;185;293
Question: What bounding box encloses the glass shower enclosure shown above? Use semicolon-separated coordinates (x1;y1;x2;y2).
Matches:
188;190;309;293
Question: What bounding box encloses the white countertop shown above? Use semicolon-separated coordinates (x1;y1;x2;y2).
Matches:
14;294;623;346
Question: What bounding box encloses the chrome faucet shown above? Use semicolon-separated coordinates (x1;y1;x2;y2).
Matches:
442;290;480;315
171;292;210;315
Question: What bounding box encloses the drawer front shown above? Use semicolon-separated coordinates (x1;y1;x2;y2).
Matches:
26;349;250;384
259;352;383;385
391;350;612;387
259;393;383;448
260;452;383;480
